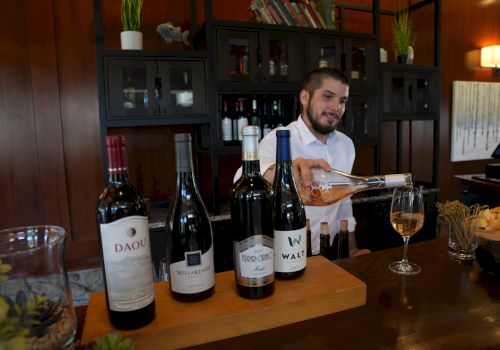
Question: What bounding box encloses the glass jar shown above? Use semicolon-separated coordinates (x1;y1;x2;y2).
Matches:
0;225;76;349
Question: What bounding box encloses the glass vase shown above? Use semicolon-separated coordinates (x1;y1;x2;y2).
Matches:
0;225;76;349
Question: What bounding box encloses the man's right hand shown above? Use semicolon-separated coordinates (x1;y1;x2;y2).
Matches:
292;157;331;187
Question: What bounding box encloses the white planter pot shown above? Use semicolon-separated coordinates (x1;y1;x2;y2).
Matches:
120;31;143;50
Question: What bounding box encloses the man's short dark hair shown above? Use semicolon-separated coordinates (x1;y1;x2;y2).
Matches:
301;67;350;95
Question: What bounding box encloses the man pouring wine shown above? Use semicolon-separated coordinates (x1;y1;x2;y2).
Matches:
235;67;371;257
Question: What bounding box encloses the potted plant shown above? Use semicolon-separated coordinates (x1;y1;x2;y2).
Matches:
392;8;414;63
120;0;144;50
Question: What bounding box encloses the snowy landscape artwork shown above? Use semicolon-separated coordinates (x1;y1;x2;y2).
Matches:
451;81;500;161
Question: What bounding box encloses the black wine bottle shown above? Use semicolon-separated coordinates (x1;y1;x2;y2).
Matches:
230;125;275;299
96;135;156;330
331;219;350;260
319;221;331;260
273;129;307;279
167;133;215;302
306;219;312;257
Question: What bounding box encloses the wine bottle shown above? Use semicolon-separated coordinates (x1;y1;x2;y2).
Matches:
167;133;215;302
306;219;312;257
230;125;275;299
251;98;261;141
221;100;233;145
96;135;156;330
299;169;412;206
273;129;307;280
319;222;331;260
237;99;249;142
331;219;349;260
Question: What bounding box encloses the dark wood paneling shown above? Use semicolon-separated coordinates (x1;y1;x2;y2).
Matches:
439;0;500;201
53;0;103;263
26;0;72;230
0;2;44;227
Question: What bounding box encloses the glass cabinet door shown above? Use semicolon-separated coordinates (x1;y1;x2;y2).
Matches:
346;40;374;86
216;29;259;82
416;75;434;114
260;31;300;83
383;71;412;114
158;60;206;115
307;35;342;71
106;60;158;118
342;94;378;146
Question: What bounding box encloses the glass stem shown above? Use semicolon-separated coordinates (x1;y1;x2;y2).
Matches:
401;236;410;264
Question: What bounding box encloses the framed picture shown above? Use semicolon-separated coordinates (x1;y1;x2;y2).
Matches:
451;81;500;161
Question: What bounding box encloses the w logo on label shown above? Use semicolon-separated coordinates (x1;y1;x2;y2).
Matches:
288;235;302;247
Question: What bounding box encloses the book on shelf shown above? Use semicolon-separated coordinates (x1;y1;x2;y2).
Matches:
308;1;327;29
295;2;317;28
290;2;310;27
283;0;305;27
265;2;283;25
251;0;275;24
268;0;294;26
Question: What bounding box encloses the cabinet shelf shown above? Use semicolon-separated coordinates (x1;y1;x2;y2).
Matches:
103;116;210;128
101;49;207;59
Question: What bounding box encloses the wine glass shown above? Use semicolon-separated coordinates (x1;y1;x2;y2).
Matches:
388;186;424;275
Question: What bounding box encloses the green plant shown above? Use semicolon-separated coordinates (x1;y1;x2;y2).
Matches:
94;333;134;350
121;0;144;32
392;8;413;57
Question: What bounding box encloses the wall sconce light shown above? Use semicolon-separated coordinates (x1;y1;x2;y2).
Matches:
481;45;500;76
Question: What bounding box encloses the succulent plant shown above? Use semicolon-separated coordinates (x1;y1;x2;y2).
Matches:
93;332;134;350
0;260;12;283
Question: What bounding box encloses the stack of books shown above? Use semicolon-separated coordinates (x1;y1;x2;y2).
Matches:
249;0;334;30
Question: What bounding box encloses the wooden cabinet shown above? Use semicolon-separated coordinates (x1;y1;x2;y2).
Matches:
214;26;301;85
307;34;376;89
105;57;207;123
382;64;438;119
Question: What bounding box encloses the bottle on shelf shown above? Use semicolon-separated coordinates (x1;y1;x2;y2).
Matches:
262;124;273;138
232;100;240;144
167;133;215;302
273;130;307;280
306;219;312;258
251;98;261;141
331;219;349;260
230;125;275;299
319;48;328;68
96;135;156;330
221;100;233;146
299;169;413;206
237;99;248;142
319;221;331;260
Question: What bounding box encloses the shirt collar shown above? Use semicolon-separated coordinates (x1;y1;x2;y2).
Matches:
297;115;337;145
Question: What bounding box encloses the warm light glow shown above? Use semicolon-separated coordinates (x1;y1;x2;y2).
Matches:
481;45;500;67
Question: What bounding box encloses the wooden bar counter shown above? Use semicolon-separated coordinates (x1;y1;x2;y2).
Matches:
78;237;500;349
187;237;500;349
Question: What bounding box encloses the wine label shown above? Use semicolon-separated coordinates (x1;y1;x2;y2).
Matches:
100;216;155;312
234;235;274;287
169;245;215;294
274;227;307;273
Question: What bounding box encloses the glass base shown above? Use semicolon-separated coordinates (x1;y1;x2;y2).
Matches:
388;261;421;275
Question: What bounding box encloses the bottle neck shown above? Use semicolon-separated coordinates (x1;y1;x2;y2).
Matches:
241;131;261;176
106;137;130;186
174;135;202;198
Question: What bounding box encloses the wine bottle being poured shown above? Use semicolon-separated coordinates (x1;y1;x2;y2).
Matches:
299;169;413;206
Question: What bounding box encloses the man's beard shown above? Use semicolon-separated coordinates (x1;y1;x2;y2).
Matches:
306;104;338;135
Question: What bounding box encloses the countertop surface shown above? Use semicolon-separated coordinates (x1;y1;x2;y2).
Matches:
185;237;500;350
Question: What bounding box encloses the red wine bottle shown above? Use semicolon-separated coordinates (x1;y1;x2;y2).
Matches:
331;219;350;260
167;133;215;302
273;129;307;279
230;125;275;299
96;135;156;330
319;222;331;260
